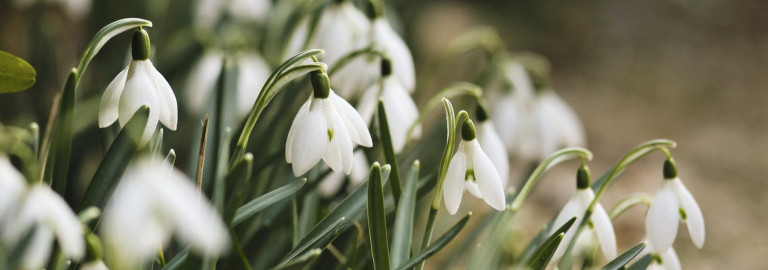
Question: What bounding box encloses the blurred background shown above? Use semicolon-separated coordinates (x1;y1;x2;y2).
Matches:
1;0;767;268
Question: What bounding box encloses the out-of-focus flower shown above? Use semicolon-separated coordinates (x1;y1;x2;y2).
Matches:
443;119;505;215
490;59;585;161
99;28;177;142
3;185;84;269
185;50;272;119
0;155;26;220
286;70;373;176
369;17;415;92
102;158;228;268
357;58;420;153
318;150;369;197
549;166;616;263
645;158;705;254
194;0;271;30
12;0;91;20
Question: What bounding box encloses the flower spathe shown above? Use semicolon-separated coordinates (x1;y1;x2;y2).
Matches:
443;120;505;215
102;158;228;267
550;187;617;262
2;185;84;269
99;28;177;143
645;177;705;254
286;70;373;177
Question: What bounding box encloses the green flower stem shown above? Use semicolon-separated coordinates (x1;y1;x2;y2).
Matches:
327;46;387;76
609;193;653;220
510;147;594;211
231;49;325;164
407;82;482;140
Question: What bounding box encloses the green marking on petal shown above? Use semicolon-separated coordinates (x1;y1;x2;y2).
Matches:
327;129;334;142
464;169;476;182
587;220;594;229
652;254;663;264
679;207;687;220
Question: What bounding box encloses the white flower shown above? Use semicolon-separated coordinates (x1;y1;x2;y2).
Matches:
194;0;271;30
99;28;177;143
476;120;509;189
0;155;26;221
3;185;84;269
645;240;682;270
549;187;616;263
319;150;369;197
102;158;228;267
357;60;420;153
443;120;505;215
81;260;109;270
185;51;272;119
370;17;415;92
645;176;705;254
286;71;373;176
311;1;370;67
535;89;585;157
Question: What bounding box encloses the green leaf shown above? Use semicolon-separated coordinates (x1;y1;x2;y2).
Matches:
626;253;652;270
78;106;149;214
0;51;36;93
367;163;391;270
528;233;564;270
601;242;647;270
377;100;402;207
162;247;190;270
526;217;576;269
272;249;322;270
75;18;152;78
281;165;391;263
232;178;307;226
397;212;471;270
391;161;419;268
223;154;253;224
44;70;77;196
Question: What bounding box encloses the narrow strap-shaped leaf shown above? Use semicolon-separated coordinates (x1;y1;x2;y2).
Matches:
367;163;391;270
0;51;36;93
161;247;190;270
281;165;391;263
529;233;564;270
75;18;152;77
223;154;253;224
391;161;419;268
397;213;471;270
526;217;576;268
626;253;653;270
272;249;322;270
232;178;307;226
601;242;647;270
378;100;402;207
78;106;150;213
44;70;76;196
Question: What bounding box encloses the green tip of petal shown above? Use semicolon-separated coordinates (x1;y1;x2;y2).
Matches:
131;27;151;60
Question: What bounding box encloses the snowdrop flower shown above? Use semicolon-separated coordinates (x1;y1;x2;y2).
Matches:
0;155;26;221
357;58;420;153
102;158;228;267
475;106;509;189
490;59;585;161
286;70;373;176
443;119;505;215
644;239;682;270
194;0;271;30
3;185;84;269
99;28;177;143
369;16;415;92
645;158;705;254
549;166;616;263
185;50;272;119
319;150;369;197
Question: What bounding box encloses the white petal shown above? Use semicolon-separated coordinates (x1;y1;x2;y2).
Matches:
491;94;521;155
312;2;370;66
356;83;379;124
540;90;585;147
284;19;310;59
330;57;378;98
646;182;679;254
185;51;223;113
478;122;510;188
0;155;26;220
592;203;617;260
660;247;682;270
319;171;346;197
671;178;705;248
99;66;128;128
330;91;372;147
286;98;311;163
348;150;370;187
372;18;415;91
41;188;85;259
236;53;272;119
81;260;109;270
145;61;178;130
118;61;160;142
381;77;419;153
323;104;354;174
290;100;330;176
470;140;505;211
550;195;584;262
443;150;467;215
465;181;482;199
21;226;54;270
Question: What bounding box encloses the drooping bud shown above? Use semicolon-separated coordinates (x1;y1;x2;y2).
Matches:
132;27;151;60
663;157;677;179
461;119;476;141
311;70;331;99
576;165;590;189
